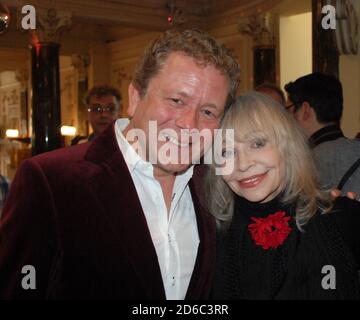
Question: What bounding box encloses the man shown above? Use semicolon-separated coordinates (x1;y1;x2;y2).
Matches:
285;72;360;195
0;29;240;299
255;83;286;106
71;85;122;145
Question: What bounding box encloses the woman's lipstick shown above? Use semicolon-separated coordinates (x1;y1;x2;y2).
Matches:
238;173;267;189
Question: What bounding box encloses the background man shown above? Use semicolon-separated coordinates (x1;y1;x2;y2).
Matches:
71;85;122;145
285;72;360;195
255;83;286;106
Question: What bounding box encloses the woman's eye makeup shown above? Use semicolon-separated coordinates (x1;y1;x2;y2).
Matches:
251;138;267;148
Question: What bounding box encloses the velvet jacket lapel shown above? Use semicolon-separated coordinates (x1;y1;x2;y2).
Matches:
185;166;216;299
84;122;216;299
84;123;165;299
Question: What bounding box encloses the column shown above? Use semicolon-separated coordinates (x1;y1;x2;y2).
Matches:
312;0;339;76
239;13;277;88
72;54;89;137
338;0;360;137
30;8;71;155
88;43;111;88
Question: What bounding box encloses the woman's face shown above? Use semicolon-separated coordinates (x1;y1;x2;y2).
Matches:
222;132;285;203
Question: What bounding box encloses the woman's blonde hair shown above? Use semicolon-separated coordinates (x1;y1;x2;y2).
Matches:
205;91;332;230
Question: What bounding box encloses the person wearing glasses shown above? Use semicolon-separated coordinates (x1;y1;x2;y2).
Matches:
284;73;360;196
71;85;122;145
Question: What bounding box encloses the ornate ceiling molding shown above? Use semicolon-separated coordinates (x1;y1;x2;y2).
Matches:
238;12;276;46
35;8;72;43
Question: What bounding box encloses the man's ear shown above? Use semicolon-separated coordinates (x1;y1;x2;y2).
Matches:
301;101;312;121
127;82;141;117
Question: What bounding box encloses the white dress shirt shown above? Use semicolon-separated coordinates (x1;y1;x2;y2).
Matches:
114;119;200;300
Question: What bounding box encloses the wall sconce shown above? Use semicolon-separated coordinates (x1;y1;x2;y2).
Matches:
61;125;77;136
6;129;19;138
5;129;31;144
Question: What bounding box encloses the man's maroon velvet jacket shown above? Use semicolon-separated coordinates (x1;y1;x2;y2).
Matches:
0;123;216;299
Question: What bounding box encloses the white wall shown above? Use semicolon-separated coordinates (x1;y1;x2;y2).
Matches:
339;0;360;138
280;12;312;91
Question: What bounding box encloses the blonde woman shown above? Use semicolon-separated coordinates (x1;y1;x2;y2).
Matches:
207;92;360;299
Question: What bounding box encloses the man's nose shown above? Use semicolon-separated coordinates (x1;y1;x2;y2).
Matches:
99;111;112;118
175;108;197;130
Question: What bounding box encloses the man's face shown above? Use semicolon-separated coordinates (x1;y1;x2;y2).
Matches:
286;98;308;132
285;98;296;114
88;94;120;136
126;52;230;176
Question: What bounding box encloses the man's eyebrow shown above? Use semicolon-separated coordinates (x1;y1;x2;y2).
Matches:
164;91;189;99
176;91;189;98
202;103;219;109
171;91;221;110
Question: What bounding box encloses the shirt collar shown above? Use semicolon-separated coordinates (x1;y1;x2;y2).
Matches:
309;124;344;148
115;118;150;174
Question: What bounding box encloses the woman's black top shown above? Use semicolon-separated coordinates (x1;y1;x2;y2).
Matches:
213;196;360;299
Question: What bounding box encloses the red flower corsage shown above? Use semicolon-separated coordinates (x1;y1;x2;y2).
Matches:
248;211;292;250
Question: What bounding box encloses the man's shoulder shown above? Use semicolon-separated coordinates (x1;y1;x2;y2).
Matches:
15;142;112;191
315;137;360;154
29;142;92;171
314;138;360;162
